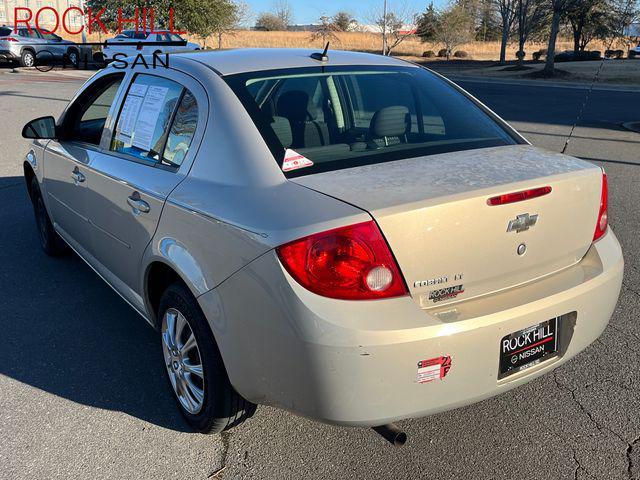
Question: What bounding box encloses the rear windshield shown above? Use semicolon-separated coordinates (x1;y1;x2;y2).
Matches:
224;65;520;177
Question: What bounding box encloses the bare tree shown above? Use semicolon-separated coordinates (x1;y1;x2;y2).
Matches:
493;0;518;64
434;4;475;59
543;0;578;74
370;1;417;55
274;0;293;28
310;15;340;45
255;13;286;30
515;0;549;65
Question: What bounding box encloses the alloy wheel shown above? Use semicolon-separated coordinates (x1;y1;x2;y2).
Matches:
23;52;34;67
161;308;205;414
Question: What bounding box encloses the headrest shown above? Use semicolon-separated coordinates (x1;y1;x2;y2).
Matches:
276;91;310;123
370;106;410;138
271;116;293;148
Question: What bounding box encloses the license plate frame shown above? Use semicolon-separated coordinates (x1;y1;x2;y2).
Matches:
499;317;558;378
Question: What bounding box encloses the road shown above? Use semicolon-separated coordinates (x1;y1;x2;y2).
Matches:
1;68;639;480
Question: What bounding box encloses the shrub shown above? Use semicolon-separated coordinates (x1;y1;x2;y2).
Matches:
555;50;601;62
605;49;624;59
532;48;547;61
437;48;448;58
453;50;468;58
515;50;526;60
422;50;435;58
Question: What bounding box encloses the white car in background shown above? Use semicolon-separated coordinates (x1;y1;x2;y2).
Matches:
102;30;200;61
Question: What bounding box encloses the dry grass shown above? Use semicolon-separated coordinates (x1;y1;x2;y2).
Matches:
193;30;609;62
70;29;613;62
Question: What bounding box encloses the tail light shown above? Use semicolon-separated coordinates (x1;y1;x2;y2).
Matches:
593;171;608;242
0;37;18;42
276;221;407;300
136;42;143;51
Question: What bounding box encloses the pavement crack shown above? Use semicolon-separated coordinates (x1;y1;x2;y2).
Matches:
208;431;232;479
571;445;581;480
552;371;626;444
627;436;640;479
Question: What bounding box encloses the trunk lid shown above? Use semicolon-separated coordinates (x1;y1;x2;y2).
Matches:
291;145;603;308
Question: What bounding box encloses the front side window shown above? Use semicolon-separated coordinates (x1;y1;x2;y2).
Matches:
111;74;198;167
62;73;125;145
225;66;519;177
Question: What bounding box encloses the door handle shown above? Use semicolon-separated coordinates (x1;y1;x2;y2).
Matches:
70;169;85;184
127;194;150;214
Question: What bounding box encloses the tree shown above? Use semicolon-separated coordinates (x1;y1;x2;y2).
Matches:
434;4;475;59
273;0;293;28
416;2;439;42
255;0;292;31
181;0;245;49
332;11;356;31
310;15;340;45
567;0;611;52
515;0;549;65
255;12;287;30
86;0;182;30
370;2;417;55
543;0;578;74
476;0;502;40
492;0;518;63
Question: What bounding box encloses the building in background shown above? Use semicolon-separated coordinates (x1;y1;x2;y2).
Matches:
1;0;83;30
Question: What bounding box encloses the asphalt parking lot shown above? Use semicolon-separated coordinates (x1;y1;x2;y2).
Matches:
1;66;640;480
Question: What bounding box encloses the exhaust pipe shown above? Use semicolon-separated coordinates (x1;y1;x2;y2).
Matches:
372;423;407;447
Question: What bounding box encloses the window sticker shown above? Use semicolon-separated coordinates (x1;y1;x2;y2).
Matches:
282;149;314;172
129;83;148;97
132;85;169;151
416;356;452;384
118;95;144;137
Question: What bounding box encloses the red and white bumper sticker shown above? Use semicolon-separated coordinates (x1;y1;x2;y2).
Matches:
416;356;452;383
282;149;314;172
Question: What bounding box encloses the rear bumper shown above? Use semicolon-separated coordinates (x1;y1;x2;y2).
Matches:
199;229;623;426
0;49;19;61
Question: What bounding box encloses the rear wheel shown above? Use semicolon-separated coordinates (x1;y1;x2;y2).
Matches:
67;48;79;67
30;177;68;256
20;49;35;67
158;282;256;433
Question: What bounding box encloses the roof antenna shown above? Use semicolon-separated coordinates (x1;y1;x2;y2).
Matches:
311;42;330;62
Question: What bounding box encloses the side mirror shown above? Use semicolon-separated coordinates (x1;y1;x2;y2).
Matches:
22;116;57;140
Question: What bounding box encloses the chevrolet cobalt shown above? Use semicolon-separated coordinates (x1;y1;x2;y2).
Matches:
21;49;623;442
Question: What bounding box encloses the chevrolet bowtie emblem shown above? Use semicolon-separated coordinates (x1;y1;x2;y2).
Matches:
507;213;538;233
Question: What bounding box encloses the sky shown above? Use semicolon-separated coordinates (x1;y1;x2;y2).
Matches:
244;0;444;25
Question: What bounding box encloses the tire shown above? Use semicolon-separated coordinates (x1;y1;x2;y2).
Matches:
30;177;68;256
67;48;79;67
630;51;637;59
158;282;256;433
20;49;35;68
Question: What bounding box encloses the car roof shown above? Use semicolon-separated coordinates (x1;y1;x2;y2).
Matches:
178;48;416;76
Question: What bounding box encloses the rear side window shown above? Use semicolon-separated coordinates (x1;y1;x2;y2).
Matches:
0;27;12;37
162;91;198;167
225;66;519;177
111;74;198;168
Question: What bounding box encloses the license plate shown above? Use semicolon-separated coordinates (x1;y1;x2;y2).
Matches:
499;318;558;377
